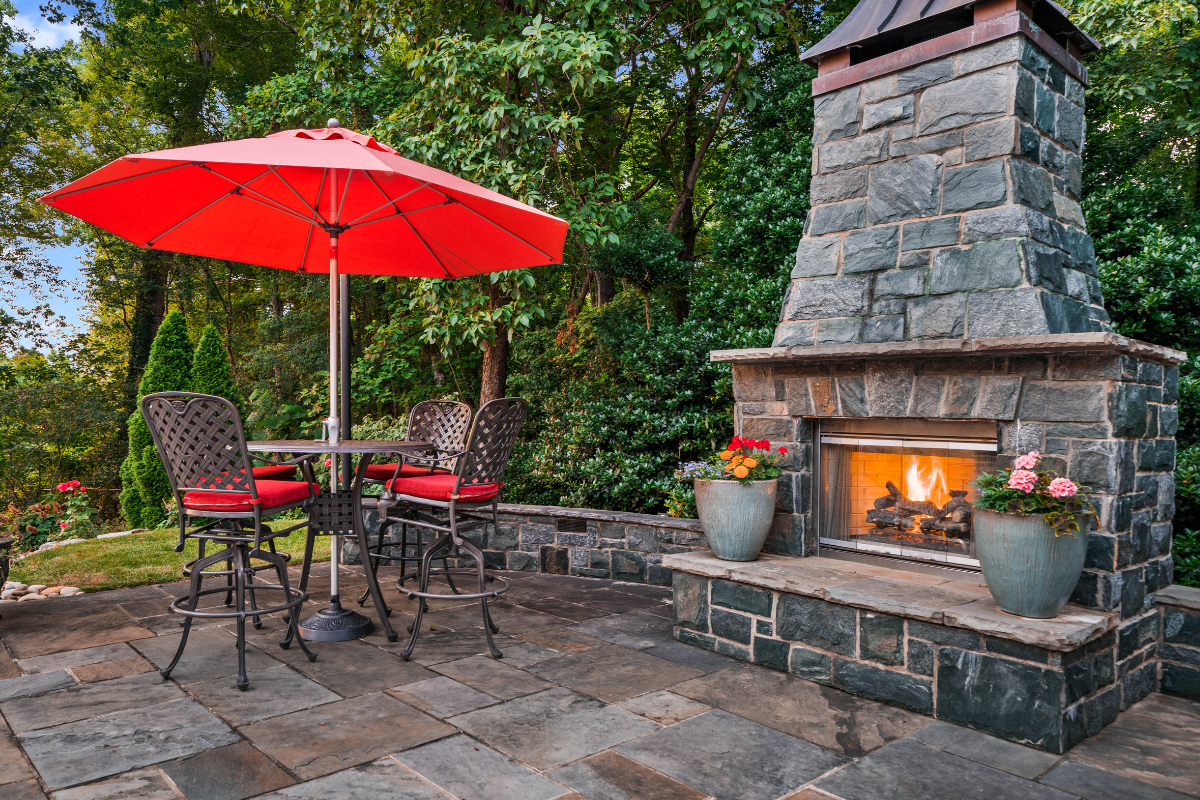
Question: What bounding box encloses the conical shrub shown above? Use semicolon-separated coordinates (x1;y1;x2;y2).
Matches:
192;324;243;414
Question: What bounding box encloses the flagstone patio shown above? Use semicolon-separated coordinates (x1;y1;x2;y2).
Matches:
1;567;1198;800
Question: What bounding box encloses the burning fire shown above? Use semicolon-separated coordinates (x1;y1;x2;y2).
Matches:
904;455;949;507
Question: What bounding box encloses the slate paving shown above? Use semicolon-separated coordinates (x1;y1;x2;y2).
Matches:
0;568;1197;800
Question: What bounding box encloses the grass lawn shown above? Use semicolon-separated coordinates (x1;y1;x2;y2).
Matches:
8;525;331;592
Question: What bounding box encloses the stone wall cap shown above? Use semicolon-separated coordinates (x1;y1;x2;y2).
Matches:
498;503;702;532
1156;584;1200;613
664;550;1116;650
711;332;1187;366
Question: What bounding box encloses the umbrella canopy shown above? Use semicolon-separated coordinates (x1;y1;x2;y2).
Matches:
40;122;568;444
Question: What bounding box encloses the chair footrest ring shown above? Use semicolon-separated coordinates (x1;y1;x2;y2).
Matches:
398;569;508;602
170;584;307;619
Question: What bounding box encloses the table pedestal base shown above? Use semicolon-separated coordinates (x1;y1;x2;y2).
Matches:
299;596;374;641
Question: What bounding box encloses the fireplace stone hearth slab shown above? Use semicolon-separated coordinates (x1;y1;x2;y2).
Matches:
825;577;987;624
942;598;1115;650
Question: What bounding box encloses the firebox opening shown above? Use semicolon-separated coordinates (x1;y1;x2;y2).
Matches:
816;419;998;570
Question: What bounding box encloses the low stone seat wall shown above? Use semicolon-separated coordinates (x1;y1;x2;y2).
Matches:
1157;584;1200;702
663;551;1139;754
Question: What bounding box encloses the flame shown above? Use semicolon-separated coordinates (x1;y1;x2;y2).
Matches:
904;455;949;506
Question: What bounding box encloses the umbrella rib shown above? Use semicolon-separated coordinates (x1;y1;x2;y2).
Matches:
269;166;332;228
346;174;428;227
449;200;558;262
46;162;196;201
344;199;454;232
336;169;353;225
400;215;454;278
145;190;239;247
199;167;322;227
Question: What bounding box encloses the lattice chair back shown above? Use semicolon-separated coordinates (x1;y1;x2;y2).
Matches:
456;397;529;491
141;392;257;500
408;400;472;470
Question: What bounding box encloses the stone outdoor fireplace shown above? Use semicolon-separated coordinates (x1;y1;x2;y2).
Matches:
665;0;1193;754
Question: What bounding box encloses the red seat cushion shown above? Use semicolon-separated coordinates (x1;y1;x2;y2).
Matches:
364;462;450;481
386;473;501;502
183;481;318;513
252;464;297;481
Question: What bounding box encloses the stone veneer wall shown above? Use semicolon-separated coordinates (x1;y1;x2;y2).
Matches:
671;569;1133;754
348;504;706;585
732;347;1178;662
1157;585;1200;702
778;34;1106;347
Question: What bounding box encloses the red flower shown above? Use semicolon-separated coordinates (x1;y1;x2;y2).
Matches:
779;447;788;455
56;480;80;493
730;436;742;448
324;459;332;467
758;439;769;449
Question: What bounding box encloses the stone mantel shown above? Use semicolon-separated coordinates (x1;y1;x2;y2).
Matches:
711;332;1187;367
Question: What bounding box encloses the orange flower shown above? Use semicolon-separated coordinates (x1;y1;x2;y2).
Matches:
733;465;750;478
718;450;734;461
731;455;744;465
743;458;758;469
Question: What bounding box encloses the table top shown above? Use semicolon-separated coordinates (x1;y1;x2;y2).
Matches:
247;439;432;454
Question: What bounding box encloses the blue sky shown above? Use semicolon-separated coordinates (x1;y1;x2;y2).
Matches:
10;0;87;342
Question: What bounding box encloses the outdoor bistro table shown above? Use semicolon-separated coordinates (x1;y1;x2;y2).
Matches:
248;439;431;643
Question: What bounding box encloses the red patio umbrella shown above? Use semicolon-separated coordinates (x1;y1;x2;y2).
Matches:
40;121;568;442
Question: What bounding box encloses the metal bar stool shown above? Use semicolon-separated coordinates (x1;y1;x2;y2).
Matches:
142;392;318;690
374;397;529;659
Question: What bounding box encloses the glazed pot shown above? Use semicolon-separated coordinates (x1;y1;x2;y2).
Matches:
693;478;776;561
974;507;1087;619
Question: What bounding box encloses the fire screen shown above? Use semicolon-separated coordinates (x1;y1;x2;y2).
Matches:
818;423;997;567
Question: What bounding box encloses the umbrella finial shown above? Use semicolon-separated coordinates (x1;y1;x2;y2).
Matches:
327;118;340;129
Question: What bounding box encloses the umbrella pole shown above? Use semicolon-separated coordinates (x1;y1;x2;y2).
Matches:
340;273;351;491
327;234;340;445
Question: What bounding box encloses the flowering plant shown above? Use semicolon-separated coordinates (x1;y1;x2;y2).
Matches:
675;435;787;486
56;481;100;537
972;451;1095;536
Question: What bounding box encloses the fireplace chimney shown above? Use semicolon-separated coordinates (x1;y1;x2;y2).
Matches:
777;0;1103;347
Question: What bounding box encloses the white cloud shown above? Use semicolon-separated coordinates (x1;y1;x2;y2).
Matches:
12;12;82;48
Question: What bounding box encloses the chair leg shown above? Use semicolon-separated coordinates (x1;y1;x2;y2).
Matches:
258;545;317;662
224;557;234;606
246;562;262;629
163;546;231;680
462;539;502;658
356;523;397;642
400;535;450;659
234;546;249;690
358;519;393;607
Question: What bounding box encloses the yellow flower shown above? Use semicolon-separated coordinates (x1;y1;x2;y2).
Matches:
743;458;758;469
718;450;733;461
733;465;750;479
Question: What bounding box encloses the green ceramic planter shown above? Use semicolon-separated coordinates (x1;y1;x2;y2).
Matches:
693;478;776;561
974;507;1087;619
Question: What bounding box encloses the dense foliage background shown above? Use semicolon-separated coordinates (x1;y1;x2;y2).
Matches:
0;0;1197;583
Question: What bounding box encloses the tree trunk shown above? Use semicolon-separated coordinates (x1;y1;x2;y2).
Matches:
596;273;615;306
479;281;511;406
125;250;169;405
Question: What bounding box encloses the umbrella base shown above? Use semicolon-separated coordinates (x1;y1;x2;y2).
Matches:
299;596;374;641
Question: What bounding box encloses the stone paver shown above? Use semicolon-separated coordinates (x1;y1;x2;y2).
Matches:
673;664;928;757
0;573;1197;800
184;664;340;725
160;741;295;800
240;692;453;781
18;698;238;789
50;767;183;800
254;758;451;800
618;709;847;800
450;687;660;771
1;671;185;734
389;676;500;719
815;739;1072;800
397;734;567;800
549;749;707;800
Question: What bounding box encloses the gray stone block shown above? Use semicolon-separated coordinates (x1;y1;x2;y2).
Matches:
1019;122;1041;161
976;375;1023;419
1010;158;1056;216
899;58;955;92
625;525;658;553
872;298;906;315
889;131;962;158
908;639;935;676
838;376;868;416
819;131;888;173
957;36;1022;74
964;118;1017;161
789;645;833;685
711;580;773;617
792;235;841;278
1020;39;1051;79
1035;82;1056;136
917;68;1009;135
910;375;946;416
1040;138;1067;177
810;168;868;205
816;317;864;344
1015;69;1038;123
863;95;914;130
834;659;933;713
865;362;914;415
966;287;1056;337
864;315;905;343
930;239;1022;294
867;155;943;223
942;375;980;416
1064;269;1089;302
814;86;860;145
1109;383;1150;437
860;613;904;665
862;74;900;104
875;268;927;299
507;550;538;571
941;161;1007;214
777;594;857;656
899;250;931;267
673;572;709;632
1023;242;1068;293
908;293;966;339
902;216;960;250
808;199;867;235
843;225;899;273
786;276;871;320
1056;96;1085;152
773;321;816;347
962;205;1052;244
711;608;752;644
1019;382;1107;423
1065;75;1084;105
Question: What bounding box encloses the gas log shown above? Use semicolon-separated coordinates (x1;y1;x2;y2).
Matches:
867;484;972;538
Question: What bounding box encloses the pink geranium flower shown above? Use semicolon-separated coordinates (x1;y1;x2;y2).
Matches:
59;521;69;529
1013;451;1040;470
1048;477;1078;498
1007;469;1038;493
